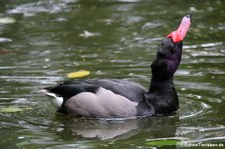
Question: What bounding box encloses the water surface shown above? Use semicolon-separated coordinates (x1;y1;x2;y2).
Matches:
0;0;225;148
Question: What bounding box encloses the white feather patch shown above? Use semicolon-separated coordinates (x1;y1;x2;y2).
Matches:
40;89;63;109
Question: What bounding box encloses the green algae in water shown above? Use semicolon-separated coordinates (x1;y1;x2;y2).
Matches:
146;139;179;147
0;107;24;113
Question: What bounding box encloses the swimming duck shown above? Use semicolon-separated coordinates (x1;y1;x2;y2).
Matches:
40;15;191;118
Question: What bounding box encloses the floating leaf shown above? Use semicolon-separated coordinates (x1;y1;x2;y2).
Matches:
67;70;90;78
0;107;24;113
146;139;179;147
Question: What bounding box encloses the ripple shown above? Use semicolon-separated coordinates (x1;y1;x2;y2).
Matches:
0;38;12;43
0;98;28;106
183;136;225;143
0;76;62;84
7;0;77;16
117;0;141;2
179;97;211;120
184;42;223;49
183;42;225;57
177;126;225;145
141;21;163;29
190;51;225;57
0;17;16;24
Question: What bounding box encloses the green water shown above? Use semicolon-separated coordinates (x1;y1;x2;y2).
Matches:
0;0;225;148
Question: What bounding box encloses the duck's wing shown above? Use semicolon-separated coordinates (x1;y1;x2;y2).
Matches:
83;78;148;102
45;78;147;103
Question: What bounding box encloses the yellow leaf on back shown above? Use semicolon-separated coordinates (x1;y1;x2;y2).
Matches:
67;70;90;78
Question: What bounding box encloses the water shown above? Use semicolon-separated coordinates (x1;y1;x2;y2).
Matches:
0;0;225;148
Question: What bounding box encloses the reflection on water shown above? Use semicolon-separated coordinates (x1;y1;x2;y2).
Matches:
0;0;225;148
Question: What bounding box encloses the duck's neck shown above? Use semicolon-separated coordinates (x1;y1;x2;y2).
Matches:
146;75;179;115
148;76;174;93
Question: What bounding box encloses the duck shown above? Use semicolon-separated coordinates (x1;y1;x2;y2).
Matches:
40;15;191;118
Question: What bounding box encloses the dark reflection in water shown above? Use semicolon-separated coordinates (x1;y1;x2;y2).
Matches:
0;0;225;148
50;115;179;141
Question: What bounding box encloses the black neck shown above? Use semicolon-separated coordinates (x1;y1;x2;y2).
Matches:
146;76;179;115
148;77;174;93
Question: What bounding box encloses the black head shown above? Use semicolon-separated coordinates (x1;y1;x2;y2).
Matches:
151;15;191;81
151;38;183;81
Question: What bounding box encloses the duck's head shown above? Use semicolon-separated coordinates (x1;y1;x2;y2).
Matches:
151;15;191;81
